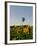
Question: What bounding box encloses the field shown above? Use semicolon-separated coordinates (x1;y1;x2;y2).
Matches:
10;25;33;40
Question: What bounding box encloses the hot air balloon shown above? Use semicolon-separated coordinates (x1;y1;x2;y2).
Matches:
22;17;25;23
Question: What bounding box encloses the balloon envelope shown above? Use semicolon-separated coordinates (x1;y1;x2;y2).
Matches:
22;17;25;22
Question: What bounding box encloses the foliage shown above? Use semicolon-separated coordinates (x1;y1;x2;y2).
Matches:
10;25;33;40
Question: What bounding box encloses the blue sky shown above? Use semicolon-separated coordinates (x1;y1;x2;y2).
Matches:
10;5;33;26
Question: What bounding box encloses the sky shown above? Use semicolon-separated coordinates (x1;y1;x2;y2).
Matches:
10;5;33;26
